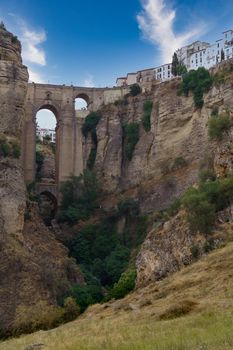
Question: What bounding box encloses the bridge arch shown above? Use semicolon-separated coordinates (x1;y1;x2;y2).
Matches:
38;190;58;226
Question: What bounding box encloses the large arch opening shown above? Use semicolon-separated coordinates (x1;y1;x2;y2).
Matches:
39;191;58;226
36;106;58;183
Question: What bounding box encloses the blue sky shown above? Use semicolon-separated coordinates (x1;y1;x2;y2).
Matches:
1;0;233;128
1;0;233;88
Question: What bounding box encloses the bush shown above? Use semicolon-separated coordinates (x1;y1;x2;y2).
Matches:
123;122;140;160
173;156;187;170
11;141;21;158
129;84;142;97
82;111;101;138
109;270;137;300
208;113;231;141
36;150;44;180
0;136;21;158
181;173;233;233
180;67;213;109
71;284;103;313
199;169;216;183
87;148;97;170
167;198;182;216
182;188;215;233
190;245;200;259
62;297;80;321
142;100;153;132
117;197;139;217
59;170;102;224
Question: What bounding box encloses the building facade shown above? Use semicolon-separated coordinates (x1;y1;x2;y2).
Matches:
116;29;233;87
37;127;56;143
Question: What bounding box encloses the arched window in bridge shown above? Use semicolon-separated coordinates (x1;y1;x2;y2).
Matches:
36;108;57;182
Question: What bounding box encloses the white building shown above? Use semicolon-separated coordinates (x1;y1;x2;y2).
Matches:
116;29;233;87
154;63;173;81
37;128;56;143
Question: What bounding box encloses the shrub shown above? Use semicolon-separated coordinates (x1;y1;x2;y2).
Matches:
59;170;102;224
181;173;233;234
117;197;139;217
173;156;187;170
11;35;18;44
182;188;215;233
211;106;219;117
123;122;140;160
180;67;213;109
142;100;153;132
71;284;103;313
82;111;101;138
62;297;80;322
129;84;142;97
36;150;44;180
208;113;231;141
199;169;216;183
190;245;200;259
11;141;21;158
167;198;182;216
203;238;215;253
87;148;97;170
109;270;137;299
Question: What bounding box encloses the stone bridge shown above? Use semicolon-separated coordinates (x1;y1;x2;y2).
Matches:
23;83;128;200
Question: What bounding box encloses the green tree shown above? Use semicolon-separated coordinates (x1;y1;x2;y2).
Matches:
129;84;142;97
221;49;225;62
172;52;179;77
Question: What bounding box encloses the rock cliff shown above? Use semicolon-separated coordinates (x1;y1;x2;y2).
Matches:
0;26;83;333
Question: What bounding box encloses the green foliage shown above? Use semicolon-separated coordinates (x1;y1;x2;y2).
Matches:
11;35;18;44
43;134;52;141
87;148;97;170
177;64;187;76
62;297;80;322
190;245;200;259
0;21;6;30
0;135;21;158
35;150;44;180
117;197;139;217
167;198;182;217
173;156;187;170
59;170;101;224
208;113;231;141
171;52;179;77
81;111;101;138
11;141;21;158
182;188;216;233
109;270;137;300
199;169;216;183
123;122;140;160
180;67;213;109
182;173;233;233
211;106;219;117
142;100;153;132
71;284;103;313
105;244;130;284
129;84;142;97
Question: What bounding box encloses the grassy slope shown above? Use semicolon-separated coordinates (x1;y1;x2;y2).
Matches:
1;223;233;350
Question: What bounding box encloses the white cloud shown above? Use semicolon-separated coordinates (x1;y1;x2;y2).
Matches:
21;26;46;66
83;74;94;87
137;0;206;63
28;68;45;83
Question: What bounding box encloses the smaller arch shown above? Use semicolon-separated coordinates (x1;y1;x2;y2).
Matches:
39;190;58;226
75;93;90;111
37;103;59;120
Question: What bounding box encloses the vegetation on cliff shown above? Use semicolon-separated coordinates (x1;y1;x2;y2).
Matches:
123;122;140;160
82;111;101;169
142;100;153;132
179;67;213;108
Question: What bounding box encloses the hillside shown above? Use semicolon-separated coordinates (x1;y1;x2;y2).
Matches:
1;228;233;350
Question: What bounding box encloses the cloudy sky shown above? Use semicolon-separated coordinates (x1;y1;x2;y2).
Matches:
1;0;233;127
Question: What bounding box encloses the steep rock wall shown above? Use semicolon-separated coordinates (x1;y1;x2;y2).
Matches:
0;27;84;333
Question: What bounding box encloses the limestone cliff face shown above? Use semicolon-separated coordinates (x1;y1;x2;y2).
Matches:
0;27;84;332
88;72;233;215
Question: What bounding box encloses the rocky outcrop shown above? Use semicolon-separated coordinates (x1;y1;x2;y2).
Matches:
0;26;83;333
91;73;233;214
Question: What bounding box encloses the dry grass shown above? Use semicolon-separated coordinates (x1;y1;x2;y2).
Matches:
1;239;233;350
